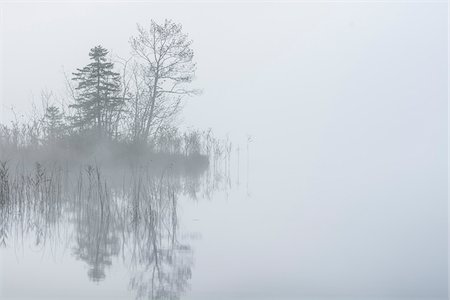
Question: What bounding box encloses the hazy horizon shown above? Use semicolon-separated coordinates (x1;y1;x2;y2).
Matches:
0;2;448;299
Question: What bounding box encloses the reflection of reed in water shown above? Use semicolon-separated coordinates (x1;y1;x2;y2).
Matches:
0;161;10;247
0;162;65;251
0;159;229;299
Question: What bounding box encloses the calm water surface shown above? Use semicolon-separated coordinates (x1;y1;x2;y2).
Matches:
0;142;447;299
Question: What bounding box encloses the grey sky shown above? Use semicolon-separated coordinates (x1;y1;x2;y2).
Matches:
0;2;444;136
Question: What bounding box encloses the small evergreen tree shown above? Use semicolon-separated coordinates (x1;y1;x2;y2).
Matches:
44;105;64;141
71;46;124;138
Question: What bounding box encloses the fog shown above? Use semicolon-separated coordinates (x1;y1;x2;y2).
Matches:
0;2;448;300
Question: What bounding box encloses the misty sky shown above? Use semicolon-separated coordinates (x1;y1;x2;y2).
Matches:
0;2;445;138
0;1;448;298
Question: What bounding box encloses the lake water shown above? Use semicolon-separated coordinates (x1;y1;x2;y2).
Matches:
0;136;447;300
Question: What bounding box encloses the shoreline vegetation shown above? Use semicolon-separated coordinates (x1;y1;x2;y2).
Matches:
0;19;230;169
0;20;234;296
0;19;237;298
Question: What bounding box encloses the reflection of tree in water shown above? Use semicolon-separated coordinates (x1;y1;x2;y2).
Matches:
125;170;193;299
72;166;120;282
0;160;229;299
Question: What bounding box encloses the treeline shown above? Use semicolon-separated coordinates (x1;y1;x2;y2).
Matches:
0;19;213;158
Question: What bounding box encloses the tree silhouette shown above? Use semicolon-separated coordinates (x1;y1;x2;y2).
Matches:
128;20;198;143
71;46;124;138
43;105;64;141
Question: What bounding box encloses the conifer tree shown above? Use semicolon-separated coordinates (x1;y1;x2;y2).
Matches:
71;46;124;138
43;105;64;141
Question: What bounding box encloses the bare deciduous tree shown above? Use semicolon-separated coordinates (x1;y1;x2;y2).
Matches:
129;19;198;144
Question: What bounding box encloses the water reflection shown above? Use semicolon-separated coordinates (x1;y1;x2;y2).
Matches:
0;158;227;299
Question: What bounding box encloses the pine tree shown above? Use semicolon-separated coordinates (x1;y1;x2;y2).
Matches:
70;46;124;138
44;105;64;141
